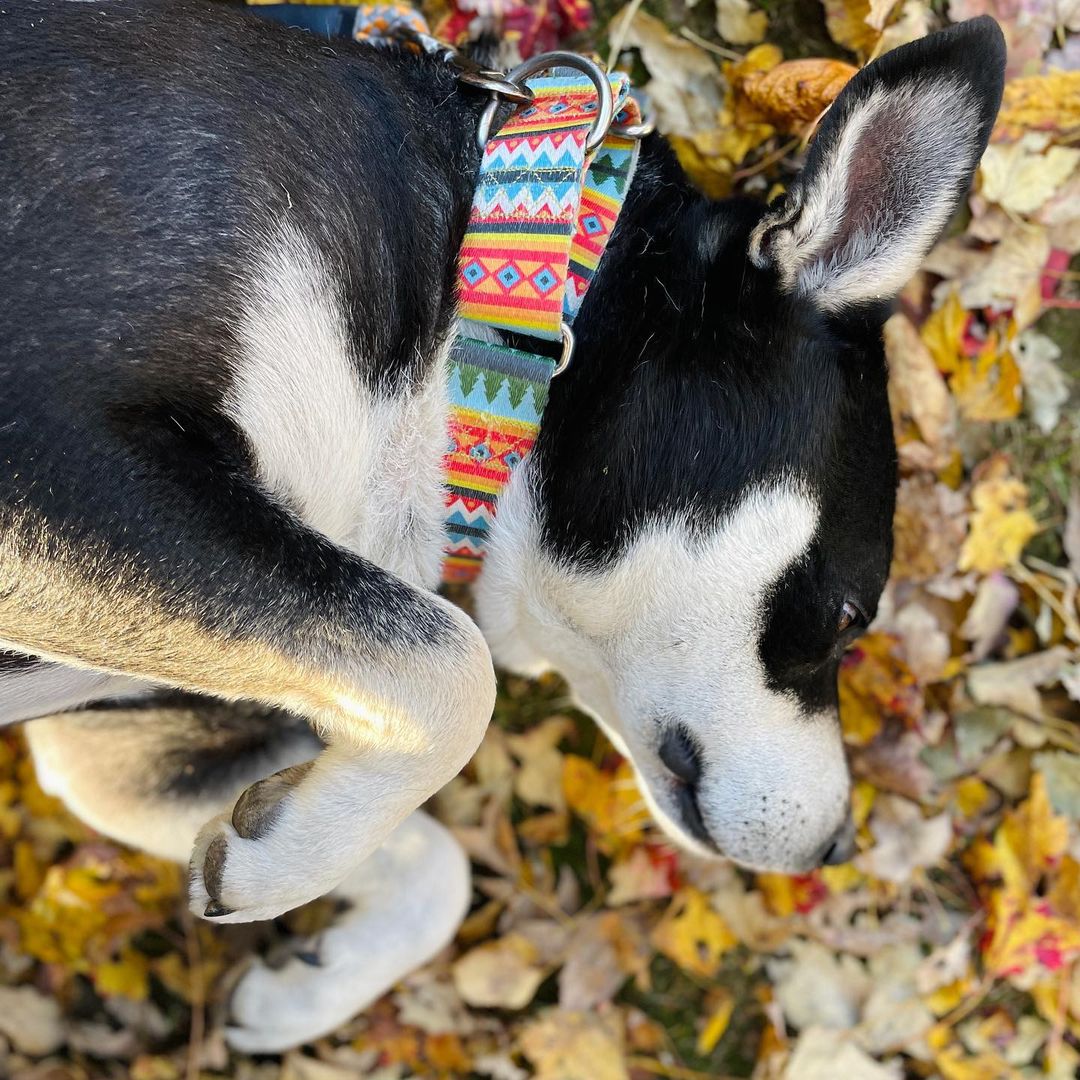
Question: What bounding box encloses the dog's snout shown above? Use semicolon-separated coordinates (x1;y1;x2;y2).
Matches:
658;725;701;786
819;814;857;866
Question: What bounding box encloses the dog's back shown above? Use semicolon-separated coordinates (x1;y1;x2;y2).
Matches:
1;0;474;424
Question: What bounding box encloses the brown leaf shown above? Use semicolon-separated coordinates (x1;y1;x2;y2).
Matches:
737;58;858;132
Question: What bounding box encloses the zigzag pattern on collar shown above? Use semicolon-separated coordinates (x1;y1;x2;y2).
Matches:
442;74;641;584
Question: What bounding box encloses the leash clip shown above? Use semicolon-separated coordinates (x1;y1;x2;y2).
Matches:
457;68;535;107
473;51;616;152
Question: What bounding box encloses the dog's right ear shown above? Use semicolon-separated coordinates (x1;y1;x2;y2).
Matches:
749;17;1006;314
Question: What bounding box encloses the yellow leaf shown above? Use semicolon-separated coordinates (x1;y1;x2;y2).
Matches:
715;0;768;47
696;989;735;1055
954;776;993;819
838;632;922;746
995;71;1080;142
958;469;1038;574
650;887;737;978
96;949;150;1000
821;0;879;55
980;133;1080;216
562;756;648;854
999;773;1069;892
950;331;1023;423
921;291;968;375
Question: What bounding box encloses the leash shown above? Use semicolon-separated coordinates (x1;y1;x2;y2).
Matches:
354;6;649;583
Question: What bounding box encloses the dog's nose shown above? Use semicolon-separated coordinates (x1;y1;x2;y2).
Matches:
659;726;701;786
819;814;857;866
659;727;715;847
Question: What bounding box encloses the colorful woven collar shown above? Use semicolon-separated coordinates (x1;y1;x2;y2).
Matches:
441;67;642;583
354;5;642;584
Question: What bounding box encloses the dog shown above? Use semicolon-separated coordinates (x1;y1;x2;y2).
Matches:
1;0;1005;1051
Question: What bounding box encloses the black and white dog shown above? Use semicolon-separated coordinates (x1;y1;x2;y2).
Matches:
1;0;1004;1051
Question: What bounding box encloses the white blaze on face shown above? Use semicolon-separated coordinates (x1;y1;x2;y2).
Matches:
477;473;851;873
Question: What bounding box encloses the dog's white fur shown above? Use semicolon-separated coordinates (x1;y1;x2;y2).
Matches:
476;468;849;870
226;226;450;589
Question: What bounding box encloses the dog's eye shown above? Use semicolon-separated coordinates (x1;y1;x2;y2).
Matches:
837;600;866;636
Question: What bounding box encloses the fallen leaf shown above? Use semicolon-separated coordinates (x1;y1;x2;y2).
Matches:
980;133;1080;216
769;940;871;1031
884;312;955;461
967;646;1071;718
452;934;544;1010
0;985;65;1056
994;70;1080;141
614;9;723;137
960;573;1020;661
1031;751;1080;819
715;0;768;45
857;796;952;883
518;1009;628;1080
650;886;737;978
606;844;678;905
950;330;1024;423
783;1026;903;1079
737;58;858;131
1013;329;1068;434
697;988;735;1054
958;467;1038;573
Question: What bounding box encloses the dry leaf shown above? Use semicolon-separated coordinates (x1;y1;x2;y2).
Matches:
650;886;737;978
715;0;768;45
980;133;1080;216
518;1009;628;1080
0;985;65;1056
783;1026;903;1079
737;58;858;131
960;572;1019;661
958;468;1038;573
769;940;871;1030
950;331;1023;423
452;934;544;1010
614;9;723;138
967;647;1071;718
994;70;1080;141
885;312;955;460
857;796;952;883
1013;330;1068;434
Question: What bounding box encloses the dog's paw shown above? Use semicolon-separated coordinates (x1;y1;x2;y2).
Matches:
225;947;378;1053
187;762;351;923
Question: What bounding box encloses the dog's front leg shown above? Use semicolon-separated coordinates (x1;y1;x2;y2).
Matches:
184;589;494;923
0;489;495;923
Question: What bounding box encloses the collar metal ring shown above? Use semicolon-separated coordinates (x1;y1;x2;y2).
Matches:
553;322;575;377
474;51;616;153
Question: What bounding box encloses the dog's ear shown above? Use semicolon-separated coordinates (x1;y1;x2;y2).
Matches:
749;17;1005;313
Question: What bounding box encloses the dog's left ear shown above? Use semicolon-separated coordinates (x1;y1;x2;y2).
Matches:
749;17;1006;313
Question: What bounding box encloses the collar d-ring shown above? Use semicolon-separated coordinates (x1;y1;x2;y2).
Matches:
472;51;616;152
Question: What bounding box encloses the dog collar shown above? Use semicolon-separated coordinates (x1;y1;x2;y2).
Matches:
441;63;643;583
354;6;643;583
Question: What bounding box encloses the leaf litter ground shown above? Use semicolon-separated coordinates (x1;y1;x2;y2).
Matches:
2;1;1079;1077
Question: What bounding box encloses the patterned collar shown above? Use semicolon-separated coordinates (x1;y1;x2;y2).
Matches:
441;70;642;583
354;5;643;584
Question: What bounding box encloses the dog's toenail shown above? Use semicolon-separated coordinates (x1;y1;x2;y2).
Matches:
204;900;233;918
295;950;322;967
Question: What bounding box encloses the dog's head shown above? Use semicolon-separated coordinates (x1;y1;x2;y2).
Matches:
475;19;1005;872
